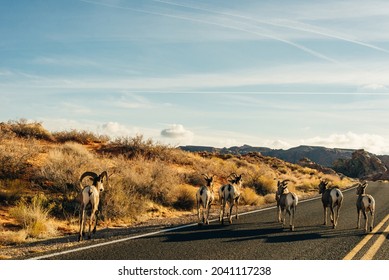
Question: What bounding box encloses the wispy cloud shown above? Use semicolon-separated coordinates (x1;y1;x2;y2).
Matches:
80;0;340;64
3;62;389;93
154;0;389;54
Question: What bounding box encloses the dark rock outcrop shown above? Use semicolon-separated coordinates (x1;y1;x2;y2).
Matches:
333;149;388;180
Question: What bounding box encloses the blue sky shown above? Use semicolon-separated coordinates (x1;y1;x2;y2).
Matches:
2;0;389;154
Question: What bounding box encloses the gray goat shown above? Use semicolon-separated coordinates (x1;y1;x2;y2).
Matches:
78;171;108;241
356;181;375;232
276;180;298;231
318;180;343;229
219;173;243;224
196;174;215;225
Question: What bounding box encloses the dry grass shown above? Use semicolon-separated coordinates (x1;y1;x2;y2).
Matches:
9;194;57;240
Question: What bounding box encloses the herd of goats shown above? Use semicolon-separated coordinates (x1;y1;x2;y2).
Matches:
77;171;376;242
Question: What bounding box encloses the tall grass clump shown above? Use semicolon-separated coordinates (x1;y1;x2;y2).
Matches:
10;194;57;239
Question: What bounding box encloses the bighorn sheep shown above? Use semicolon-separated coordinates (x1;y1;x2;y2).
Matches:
318;180;343;229
78;171;108;241
356;181;375;232
219;173;243;224
196;174;215;225
276;180;298;231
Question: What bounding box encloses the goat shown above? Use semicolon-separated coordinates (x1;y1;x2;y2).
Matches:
275;179;289;223
318;180;343;229
356;181;375;232
276;180;298;231
219;173;243;224
196;174;215;225
78;171;108;241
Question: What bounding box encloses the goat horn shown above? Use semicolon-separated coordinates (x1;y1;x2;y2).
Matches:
79;171;98;190
80;171;98;182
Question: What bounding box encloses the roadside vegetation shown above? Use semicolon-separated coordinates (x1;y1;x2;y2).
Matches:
0;119;355;252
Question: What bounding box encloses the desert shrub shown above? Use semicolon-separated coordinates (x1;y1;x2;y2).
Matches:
264;193;277;204
103;181;149;222
295;178;320;193
240;187;264;206
130;159;182;205
245;174;276;196
172;184;196;210
0;179;28;205
39;142;98;192
2;119;54;141
53;129;109;144
102;157;184;221
0;138;40;179
10;194;57;239
101;135;172;161
185;172;206;186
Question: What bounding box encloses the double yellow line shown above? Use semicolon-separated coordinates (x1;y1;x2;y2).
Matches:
343;213;389;260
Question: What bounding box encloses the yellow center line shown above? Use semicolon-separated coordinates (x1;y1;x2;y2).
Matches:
361;222;389;260
343;213;389;260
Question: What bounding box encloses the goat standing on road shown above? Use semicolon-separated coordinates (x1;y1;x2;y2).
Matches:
319;180;343;229
276;180;298;231
196;174;215;225
78;171;108;241
219;173;243;224
356;181;375;232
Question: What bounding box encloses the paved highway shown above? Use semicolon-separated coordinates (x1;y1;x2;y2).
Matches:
34;182;389;260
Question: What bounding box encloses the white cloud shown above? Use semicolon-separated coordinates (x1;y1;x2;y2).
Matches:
301;132;389;155
161;124;193;139
100;122;139;137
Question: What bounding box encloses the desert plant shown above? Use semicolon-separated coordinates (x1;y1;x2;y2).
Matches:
240;187;264;206
53;129;109;144
0;179;28;205
10;193;57;238
39;142;97;192
4;119;54;141
0;138;40;179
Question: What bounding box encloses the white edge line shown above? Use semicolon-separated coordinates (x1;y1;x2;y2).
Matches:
29;186;357;260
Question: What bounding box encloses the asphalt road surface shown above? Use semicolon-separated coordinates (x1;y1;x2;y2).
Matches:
35;181;389;260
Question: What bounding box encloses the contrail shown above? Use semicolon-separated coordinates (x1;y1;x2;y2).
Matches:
78;0;340;64
154;0;389;54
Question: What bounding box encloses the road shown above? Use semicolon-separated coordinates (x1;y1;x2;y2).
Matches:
34;182;389;260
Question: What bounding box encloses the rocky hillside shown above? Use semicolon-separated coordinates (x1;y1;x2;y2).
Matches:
333;149;389;180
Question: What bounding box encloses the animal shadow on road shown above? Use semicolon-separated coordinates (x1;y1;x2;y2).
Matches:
157;220;366;244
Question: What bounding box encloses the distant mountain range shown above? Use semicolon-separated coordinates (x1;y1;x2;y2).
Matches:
180;144;356;167
180;144;389;180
